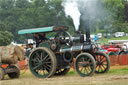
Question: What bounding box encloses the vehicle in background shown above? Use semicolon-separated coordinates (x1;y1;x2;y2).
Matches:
104;33;111;38
114;32;125;37
97;33;102;38
126;33;128;36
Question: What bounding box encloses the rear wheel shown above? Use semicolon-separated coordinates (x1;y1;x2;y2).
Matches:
29;47;57;78
94;51;110;73
0;67;4;80
8;65;20;79
75;53;96;77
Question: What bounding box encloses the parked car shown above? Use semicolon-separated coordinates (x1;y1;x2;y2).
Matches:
97;33;102;38
114;32;125;37
104;33;111;38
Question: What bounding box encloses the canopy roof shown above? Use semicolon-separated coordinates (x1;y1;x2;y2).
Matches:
18;26;68;35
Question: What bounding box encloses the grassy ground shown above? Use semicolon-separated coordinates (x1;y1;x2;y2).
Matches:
99;36;128;45
67;65;128;75
1;65;128;85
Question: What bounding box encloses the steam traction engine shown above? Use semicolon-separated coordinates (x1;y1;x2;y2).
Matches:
18;26;110;78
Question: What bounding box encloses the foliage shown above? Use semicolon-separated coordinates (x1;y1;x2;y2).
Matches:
104;0;127;32
0;31;13;46
0;23;13;46
0;0;128;42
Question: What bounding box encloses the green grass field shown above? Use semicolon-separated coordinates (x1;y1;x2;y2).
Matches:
19;65;128;78
99;36;128;45
67;66;128;75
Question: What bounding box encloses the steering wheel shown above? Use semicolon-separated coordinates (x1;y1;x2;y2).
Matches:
54;31;72;45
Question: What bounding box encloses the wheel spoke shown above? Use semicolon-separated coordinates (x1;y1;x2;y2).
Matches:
34;55;40;62
36;52;41;59
46;66;51;71
98;66;100;72
102;64;107;66
46;64;52;68
44;61;52;64
80;67;84;72
33;64;41;70
34;62;40;66
96;65;98;68
82;57;85;62
100;66;103;71
31;59;38;62
100;55;102;61
101;64;106;69
101;56;105;61
41;52;43;61
87;66;91;72
85;67;89;74
102;59;107;63
96;55;99;61
43;70;45;75
42;55;49;61
88;58;91;62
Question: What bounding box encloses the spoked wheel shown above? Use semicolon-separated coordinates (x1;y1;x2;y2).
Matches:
29;47;57;78
0;67;5;80
54;68;70;76
8;66;20;79
75;53;96;77
94;51;110;73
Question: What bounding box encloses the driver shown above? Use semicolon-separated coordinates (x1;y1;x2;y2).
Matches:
33;33;47;47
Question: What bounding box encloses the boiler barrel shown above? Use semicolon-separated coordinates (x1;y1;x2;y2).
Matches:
60;44;92;53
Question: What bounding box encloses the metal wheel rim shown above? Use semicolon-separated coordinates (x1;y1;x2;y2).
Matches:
75;54;95;77
29;49;54;78
95;52;110;73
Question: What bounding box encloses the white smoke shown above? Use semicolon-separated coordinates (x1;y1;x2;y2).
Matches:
62;0;81;31
62;0;106;31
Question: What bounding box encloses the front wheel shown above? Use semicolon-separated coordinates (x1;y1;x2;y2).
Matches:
94;51;110;73
75;53;96;77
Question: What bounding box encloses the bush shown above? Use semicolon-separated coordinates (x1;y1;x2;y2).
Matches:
0;31;13;46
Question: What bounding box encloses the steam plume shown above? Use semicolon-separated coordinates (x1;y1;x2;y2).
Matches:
62;0;81;31
62;0;107;31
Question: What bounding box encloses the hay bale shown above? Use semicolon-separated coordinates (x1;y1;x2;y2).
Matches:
0;44;24;64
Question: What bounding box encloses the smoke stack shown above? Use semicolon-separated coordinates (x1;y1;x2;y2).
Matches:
80;11;91;43
85;18;91;43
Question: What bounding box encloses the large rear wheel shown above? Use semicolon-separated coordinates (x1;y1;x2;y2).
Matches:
75;53;96;77
29;47;57;78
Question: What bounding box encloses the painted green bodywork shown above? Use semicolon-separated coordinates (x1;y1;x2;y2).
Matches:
39;41;50;48
18;26;54;34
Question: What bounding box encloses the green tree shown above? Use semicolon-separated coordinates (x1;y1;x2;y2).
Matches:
0;0;15;9
0;23;13;46
0;31;13;46
104;0;125;32
15;0;30;8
